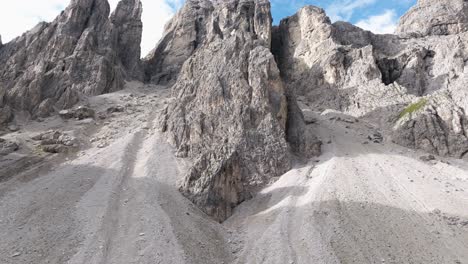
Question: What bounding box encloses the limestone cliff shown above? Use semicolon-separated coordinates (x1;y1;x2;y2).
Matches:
0;0;143;123
155;0;318;222
272;3;468;159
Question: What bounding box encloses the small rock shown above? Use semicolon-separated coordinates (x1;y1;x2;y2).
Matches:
8;124;19;132
107;105;125;114
60;106;95;120
59;110;74;119
74;106;95;120
11;252;21;257
42;144;69;153
0;140;19;156
368;132;383;143
420;155;436;162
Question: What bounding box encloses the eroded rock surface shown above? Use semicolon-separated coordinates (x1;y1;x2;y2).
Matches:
397;0;468;37
0;0;143;121
272;4;468;158
156;0;306;222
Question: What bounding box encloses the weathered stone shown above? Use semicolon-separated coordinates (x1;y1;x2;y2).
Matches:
0;139;19;156
42;144;69;154
272;3;468;159
420;155;436;162
107;105;125;114
0;0;143;120
7;125;19;132
32;130;62;141
393;94;468;157
397;0;468;37
0;105;12;126
74;106;96;120
59;106;95;120
287;98;322;158
154;0;306;222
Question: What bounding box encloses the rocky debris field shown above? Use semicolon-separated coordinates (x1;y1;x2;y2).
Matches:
0;84;467;263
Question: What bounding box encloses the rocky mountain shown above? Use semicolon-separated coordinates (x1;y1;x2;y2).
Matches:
156;0;320;221
397;0;468;37
0;0;143;124
272;3;468;159
1;0;468;263
1;0;468;223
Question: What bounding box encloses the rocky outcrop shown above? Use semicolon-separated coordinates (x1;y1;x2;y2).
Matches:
397;0;468;37
143;0;213;85
272;6;409;115
0;138;19;156
272;4;468;158
0;0;143;121
156;0;305;222
394;94;468;157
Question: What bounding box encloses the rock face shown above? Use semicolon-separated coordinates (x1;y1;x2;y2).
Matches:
397;0;468;37
272;6;409;116
156;0;316;222
0;0;143;122
394;94;468;157
143;0;213;85
272;4;468;158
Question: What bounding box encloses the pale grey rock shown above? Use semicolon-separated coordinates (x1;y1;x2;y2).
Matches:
59;106;95;120
0;105;12;126
0;138;19;156
394;93;468;158
272;6;410;116
156;0;309;222
32;130;78;153
0;0;143;121
272;3;468;158
397;0;468;37
143;0;214;85
286;97;322;158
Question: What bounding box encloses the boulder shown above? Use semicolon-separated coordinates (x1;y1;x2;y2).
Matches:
59;106;95;120
0;139;19;156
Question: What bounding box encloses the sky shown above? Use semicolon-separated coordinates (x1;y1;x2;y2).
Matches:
0;0;416;56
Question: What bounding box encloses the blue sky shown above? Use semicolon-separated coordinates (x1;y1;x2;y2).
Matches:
270;0;417;34
0;0;416;55
271;0;416;24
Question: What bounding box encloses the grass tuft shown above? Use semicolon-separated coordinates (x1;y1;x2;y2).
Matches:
398;98;428;120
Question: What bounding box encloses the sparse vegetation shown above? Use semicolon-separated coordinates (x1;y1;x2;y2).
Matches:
398;98;428;120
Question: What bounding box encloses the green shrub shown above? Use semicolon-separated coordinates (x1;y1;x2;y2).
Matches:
398;98;428;120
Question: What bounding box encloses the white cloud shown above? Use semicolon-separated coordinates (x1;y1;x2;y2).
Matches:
355;9;398;34
0;0;66;44
326;0;376;21
0;0;177;56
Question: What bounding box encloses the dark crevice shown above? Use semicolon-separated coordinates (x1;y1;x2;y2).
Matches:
461;150;468;159
377;58;404;85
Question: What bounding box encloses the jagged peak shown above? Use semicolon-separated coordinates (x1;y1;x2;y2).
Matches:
397;0;468;36
111;0;143;24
